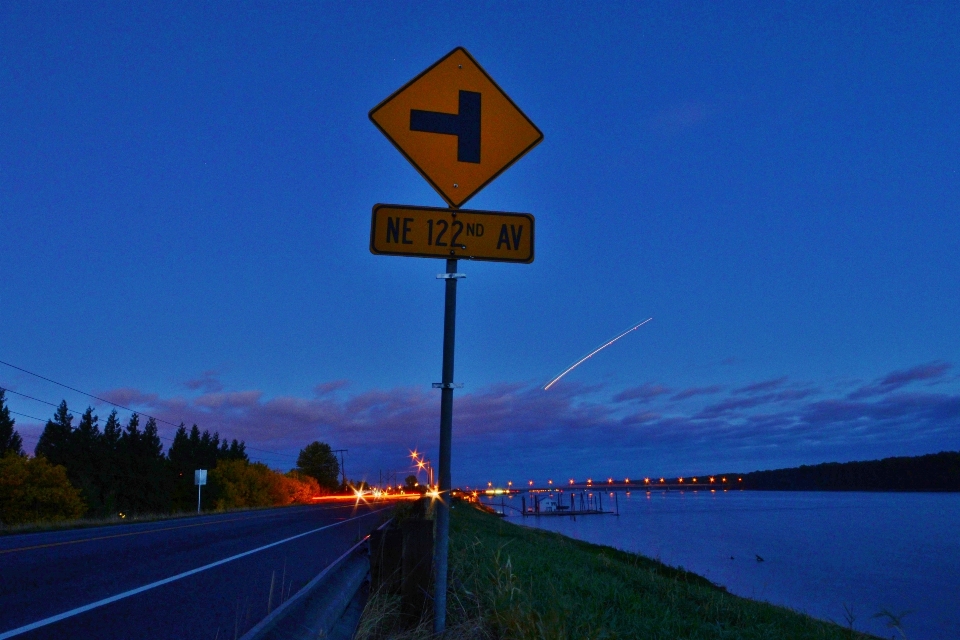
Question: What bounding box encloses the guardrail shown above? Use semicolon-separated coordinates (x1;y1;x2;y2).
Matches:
240;511;393;640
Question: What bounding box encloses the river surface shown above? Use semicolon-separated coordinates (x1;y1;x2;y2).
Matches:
482;490;960;639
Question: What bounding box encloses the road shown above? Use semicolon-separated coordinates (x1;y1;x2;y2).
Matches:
0;502;388;639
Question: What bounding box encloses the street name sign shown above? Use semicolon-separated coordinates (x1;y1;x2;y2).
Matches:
369;47;543;209
370;204;534;263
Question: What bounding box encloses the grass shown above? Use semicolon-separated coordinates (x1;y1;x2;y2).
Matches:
356;502;882;639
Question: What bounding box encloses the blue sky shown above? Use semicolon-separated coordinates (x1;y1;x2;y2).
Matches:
2;2;958;485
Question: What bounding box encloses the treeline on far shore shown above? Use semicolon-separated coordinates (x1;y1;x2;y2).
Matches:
727;451;960;492
0;390;343;526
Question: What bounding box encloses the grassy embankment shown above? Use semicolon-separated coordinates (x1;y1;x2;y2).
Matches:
357;503;880;639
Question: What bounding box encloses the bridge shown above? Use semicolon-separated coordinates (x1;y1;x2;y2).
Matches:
473;476;743;495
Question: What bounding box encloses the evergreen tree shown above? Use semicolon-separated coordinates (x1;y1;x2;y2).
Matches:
35;401;73;466
117;413;169;514
116;413;143;514
67;407;103;516
167;424;240;511
0;390;24;457
140;417;168;513
102;409;123;450
224;439;247;462
98;410;123;513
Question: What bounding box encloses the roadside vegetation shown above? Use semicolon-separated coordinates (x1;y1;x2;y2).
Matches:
0;390;342;527
357;503;880;640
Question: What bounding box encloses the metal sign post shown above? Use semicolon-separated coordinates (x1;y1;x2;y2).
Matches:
433;259;463;631
195;469;207;514
368;46;541;634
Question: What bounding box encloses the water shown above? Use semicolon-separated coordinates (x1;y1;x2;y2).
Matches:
482;490;960;639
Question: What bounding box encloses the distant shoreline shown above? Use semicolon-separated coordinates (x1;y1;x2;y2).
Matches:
720;450;960;492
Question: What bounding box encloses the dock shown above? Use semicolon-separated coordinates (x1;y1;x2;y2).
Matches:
487;490;620;517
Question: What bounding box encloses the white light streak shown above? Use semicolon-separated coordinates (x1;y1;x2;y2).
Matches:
543;318;653;391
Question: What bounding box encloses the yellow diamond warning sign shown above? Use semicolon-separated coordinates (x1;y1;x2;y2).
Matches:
369;47;543;209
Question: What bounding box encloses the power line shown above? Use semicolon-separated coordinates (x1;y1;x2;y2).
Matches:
1;387;61;409
0;360;299;462
8;409;47;422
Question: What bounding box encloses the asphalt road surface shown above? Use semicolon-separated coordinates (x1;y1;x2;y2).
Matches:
0;502;388;639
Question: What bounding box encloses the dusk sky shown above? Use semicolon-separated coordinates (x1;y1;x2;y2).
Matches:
2;3;958;486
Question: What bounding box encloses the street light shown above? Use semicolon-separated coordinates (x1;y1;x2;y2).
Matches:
412;452;434;487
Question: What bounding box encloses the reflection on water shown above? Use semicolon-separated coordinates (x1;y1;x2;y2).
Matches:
482;490;960;640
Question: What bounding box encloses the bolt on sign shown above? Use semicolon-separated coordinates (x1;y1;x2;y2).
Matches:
370;204;534;263
369;47;543;211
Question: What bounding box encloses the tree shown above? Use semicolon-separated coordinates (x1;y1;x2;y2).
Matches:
34;401;73;467
295;442;340;492
285;470;322;503
167;424;248;511
220;438;248;462
404;475;419;491
210;459;276;509
0;454;86;525
116;414;168;515
0;390;24;457
97;410;123;513
66;407;104;516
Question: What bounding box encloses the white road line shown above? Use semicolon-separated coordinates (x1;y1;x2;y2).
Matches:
0;508;387;639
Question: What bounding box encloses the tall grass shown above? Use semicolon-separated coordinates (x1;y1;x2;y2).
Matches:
356;503;882;639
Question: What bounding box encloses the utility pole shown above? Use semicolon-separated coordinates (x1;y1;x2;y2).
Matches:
331;449;347;487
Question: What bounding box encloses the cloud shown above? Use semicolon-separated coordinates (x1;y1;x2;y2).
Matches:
90;362;959;484
671;385;723;401
734;377;789;395
194;391;263;410
613;383;672;403
184;371;223;394
848;362;951;399
314;380;350;396
100;387;160;407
